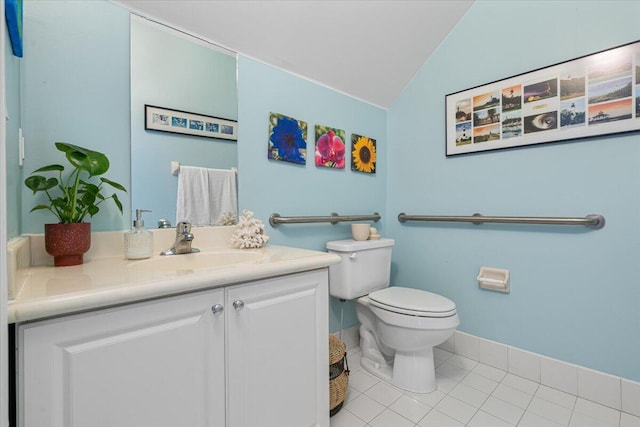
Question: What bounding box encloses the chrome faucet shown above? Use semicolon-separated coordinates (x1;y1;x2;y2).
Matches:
157;218;172;229
160;221;200;255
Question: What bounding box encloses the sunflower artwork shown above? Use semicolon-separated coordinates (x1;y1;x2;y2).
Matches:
351;134;377;174
268;112;307;165
315;125;346;168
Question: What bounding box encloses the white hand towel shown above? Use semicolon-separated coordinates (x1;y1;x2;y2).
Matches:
176;166;211;226
206;168;238;225
176;166;237;226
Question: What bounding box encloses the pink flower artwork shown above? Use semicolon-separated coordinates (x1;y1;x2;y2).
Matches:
315;126;346;169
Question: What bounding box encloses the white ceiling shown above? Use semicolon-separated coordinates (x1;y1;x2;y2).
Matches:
114;0;474;108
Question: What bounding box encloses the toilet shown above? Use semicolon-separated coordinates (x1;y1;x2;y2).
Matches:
327;238;459;393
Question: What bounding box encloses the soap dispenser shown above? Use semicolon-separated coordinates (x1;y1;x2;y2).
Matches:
124;209;154;260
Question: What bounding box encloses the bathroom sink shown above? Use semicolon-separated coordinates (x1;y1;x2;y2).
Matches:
127;250;262;273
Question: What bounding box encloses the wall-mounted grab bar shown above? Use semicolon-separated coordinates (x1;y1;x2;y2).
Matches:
397;212;605;229
269;212;381;227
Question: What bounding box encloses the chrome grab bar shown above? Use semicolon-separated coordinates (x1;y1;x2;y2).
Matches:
269;212;381;227
397;212;605;229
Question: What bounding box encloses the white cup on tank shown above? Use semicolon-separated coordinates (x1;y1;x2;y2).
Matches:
351;224;370;241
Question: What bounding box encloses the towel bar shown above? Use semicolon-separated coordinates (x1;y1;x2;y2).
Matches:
171;161;237;176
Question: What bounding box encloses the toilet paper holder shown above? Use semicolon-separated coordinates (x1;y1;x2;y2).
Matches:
477;267;510;293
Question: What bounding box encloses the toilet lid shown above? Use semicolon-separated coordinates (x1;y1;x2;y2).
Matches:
369;287;457;317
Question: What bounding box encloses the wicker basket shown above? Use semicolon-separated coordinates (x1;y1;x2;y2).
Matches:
329;335;349;416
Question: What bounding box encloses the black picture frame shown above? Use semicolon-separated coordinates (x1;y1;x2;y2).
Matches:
144;105;237;141
446;40;640;156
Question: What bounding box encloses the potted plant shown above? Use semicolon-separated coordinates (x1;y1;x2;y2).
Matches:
24;142;127;266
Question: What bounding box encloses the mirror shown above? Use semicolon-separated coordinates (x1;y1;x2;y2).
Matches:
7;0;238;234
130;16;238;226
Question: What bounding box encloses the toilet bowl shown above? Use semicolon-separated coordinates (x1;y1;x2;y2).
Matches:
327;238;459;393
357;287;459;393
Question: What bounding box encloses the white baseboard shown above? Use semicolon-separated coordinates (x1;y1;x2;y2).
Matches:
338;325;639;416
441;330;640;416
330;325;359;352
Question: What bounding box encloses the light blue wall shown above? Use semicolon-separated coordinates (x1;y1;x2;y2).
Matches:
130;18;237;226
5;26;20;239
388;0;640;381
13;0;637;382
236;56;387;331
20;1;130;233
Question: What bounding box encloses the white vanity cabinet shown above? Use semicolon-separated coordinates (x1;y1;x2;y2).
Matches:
17;269;329;427
18;288;227;427
226;270;328;427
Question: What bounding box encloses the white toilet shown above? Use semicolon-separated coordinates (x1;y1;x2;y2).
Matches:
327;238;459;393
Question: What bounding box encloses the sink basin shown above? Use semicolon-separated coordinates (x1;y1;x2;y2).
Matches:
127;251;262;273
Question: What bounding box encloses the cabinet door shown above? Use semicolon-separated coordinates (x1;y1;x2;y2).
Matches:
19;289;226;427
227;270;329;427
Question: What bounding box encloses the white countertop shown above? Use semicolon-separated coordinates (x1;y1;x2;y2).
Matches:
8;243;340;324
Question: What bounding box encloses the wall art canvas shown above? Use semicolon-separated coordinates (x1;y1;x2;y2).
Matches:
446;40;640;156
351;134;377;174
6;0;23;57
314;125;346;168
268;112;307;165
145;105;237;140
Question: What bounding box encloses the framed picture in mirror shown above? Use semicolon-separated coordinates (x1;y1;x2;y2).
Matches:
145;105;237;141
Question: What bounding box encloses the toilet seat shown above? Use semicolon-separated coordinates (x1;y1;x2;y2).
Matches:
369;287;457;318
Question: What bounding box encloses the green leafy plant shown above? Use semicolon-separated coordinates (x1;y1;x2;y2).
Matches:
24;142;127;224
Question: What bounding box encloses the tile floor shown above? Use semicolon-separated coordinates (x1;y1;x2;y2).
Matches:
330;348;640;427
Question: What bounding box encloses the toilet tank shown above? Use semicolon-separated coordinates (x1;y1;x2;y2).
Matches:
326;238;395;300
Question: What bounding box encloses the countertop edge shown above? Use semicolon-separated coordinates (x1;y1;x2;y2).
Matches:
9;249;341;324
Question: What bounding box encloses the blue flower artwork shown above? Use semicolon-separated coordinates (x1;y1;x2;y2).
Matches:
268;113;307;165
6;0;23;57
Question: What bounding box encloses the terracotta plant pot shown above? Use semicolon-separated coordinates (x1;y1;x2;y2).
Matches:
45;223;91;266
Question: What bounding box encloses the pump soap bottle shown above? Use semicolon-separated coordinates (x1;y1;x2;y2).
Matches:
124;209;154;260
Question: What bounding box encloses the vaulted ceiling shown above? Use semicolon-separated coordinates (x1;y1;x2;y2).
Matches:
115;0;474;108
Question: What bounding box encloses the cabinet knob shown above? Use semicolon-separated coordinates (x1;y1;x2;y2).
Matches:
211;304;224;315
232;300;245;311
